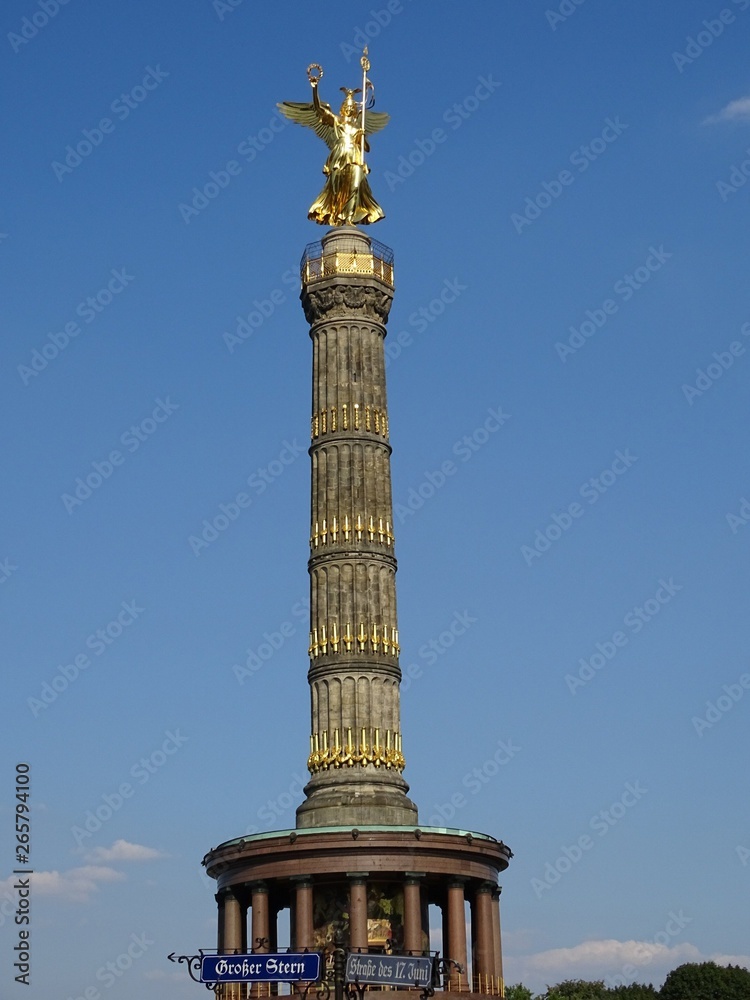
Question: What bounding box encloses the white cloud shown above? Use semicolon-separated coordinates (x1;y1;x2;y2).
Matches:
703;96;750;124
504;939;750;993
84;839;167;863
0;866;124;904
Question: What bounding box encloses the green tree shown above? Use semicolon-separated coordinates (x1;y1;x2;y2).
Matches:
504;984;535;1000
542;980;608;1000
660;961;750;1000
606;985;658;999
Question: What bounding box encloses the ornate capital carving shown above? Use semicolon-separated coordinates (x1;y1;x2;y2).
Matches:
301;283;393;324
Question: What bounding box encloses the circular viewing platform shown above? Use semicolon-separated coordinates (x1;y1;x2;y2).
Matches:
301;230;394;288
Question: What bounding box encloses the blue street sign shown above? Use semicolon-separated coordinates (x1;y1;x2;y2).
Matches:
345;953;434;988
201;952;321;983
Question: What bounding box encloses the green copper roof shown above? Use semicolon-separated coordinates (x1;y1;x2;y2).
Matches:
210;824;500;853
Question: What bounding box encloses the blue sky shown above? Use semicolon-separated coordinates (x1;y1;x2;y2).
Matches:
2;0;749;996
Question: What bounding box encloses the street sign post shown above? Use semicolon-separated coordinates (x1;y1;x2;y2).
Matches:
201;952;321;984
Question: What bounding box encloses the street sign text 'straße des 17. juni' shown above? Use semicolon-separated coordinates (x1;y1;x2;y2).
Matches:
345;953;434;988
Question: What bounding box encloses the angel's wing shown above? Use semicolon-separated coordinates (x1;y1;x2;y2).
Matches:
364;109;390;136
277;100;337;150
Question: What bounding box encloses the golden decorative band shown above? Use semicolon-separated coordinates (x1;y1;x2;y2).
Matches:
311;404;389;439
310;515;394;548
308;621;400;658
308;728;405;774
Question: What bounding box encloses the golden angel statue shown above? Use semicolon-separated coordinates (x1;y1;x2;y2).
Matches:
277;54;389;226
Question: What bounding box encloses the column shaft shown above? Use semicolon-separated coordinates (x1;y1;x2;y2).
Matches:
473;884;496;990
294;882;314;951
446;882;468;992
251;886;271;999
403;878;422;954
251;885;270;951
216;893;225;952
224;892;243;953
492;889;503;986
349;877;368;952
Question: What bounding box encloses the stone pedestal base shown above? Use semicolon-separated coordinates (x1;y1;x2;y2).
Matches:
296;770;419;828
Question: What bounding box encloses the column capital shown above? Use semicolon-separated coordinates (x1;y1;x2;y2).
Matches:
475;880;497;895
346;871;370;882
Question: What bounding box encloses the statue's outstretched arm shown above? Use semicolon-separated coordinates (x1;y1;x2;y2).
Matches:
311;80;336;129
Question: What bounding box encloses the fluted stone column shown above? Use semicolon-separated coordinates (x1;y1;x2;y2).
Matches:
296;227;418;829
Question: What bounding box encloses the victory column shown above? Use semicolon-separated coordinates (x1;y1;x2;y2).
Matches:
199;53;512;999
